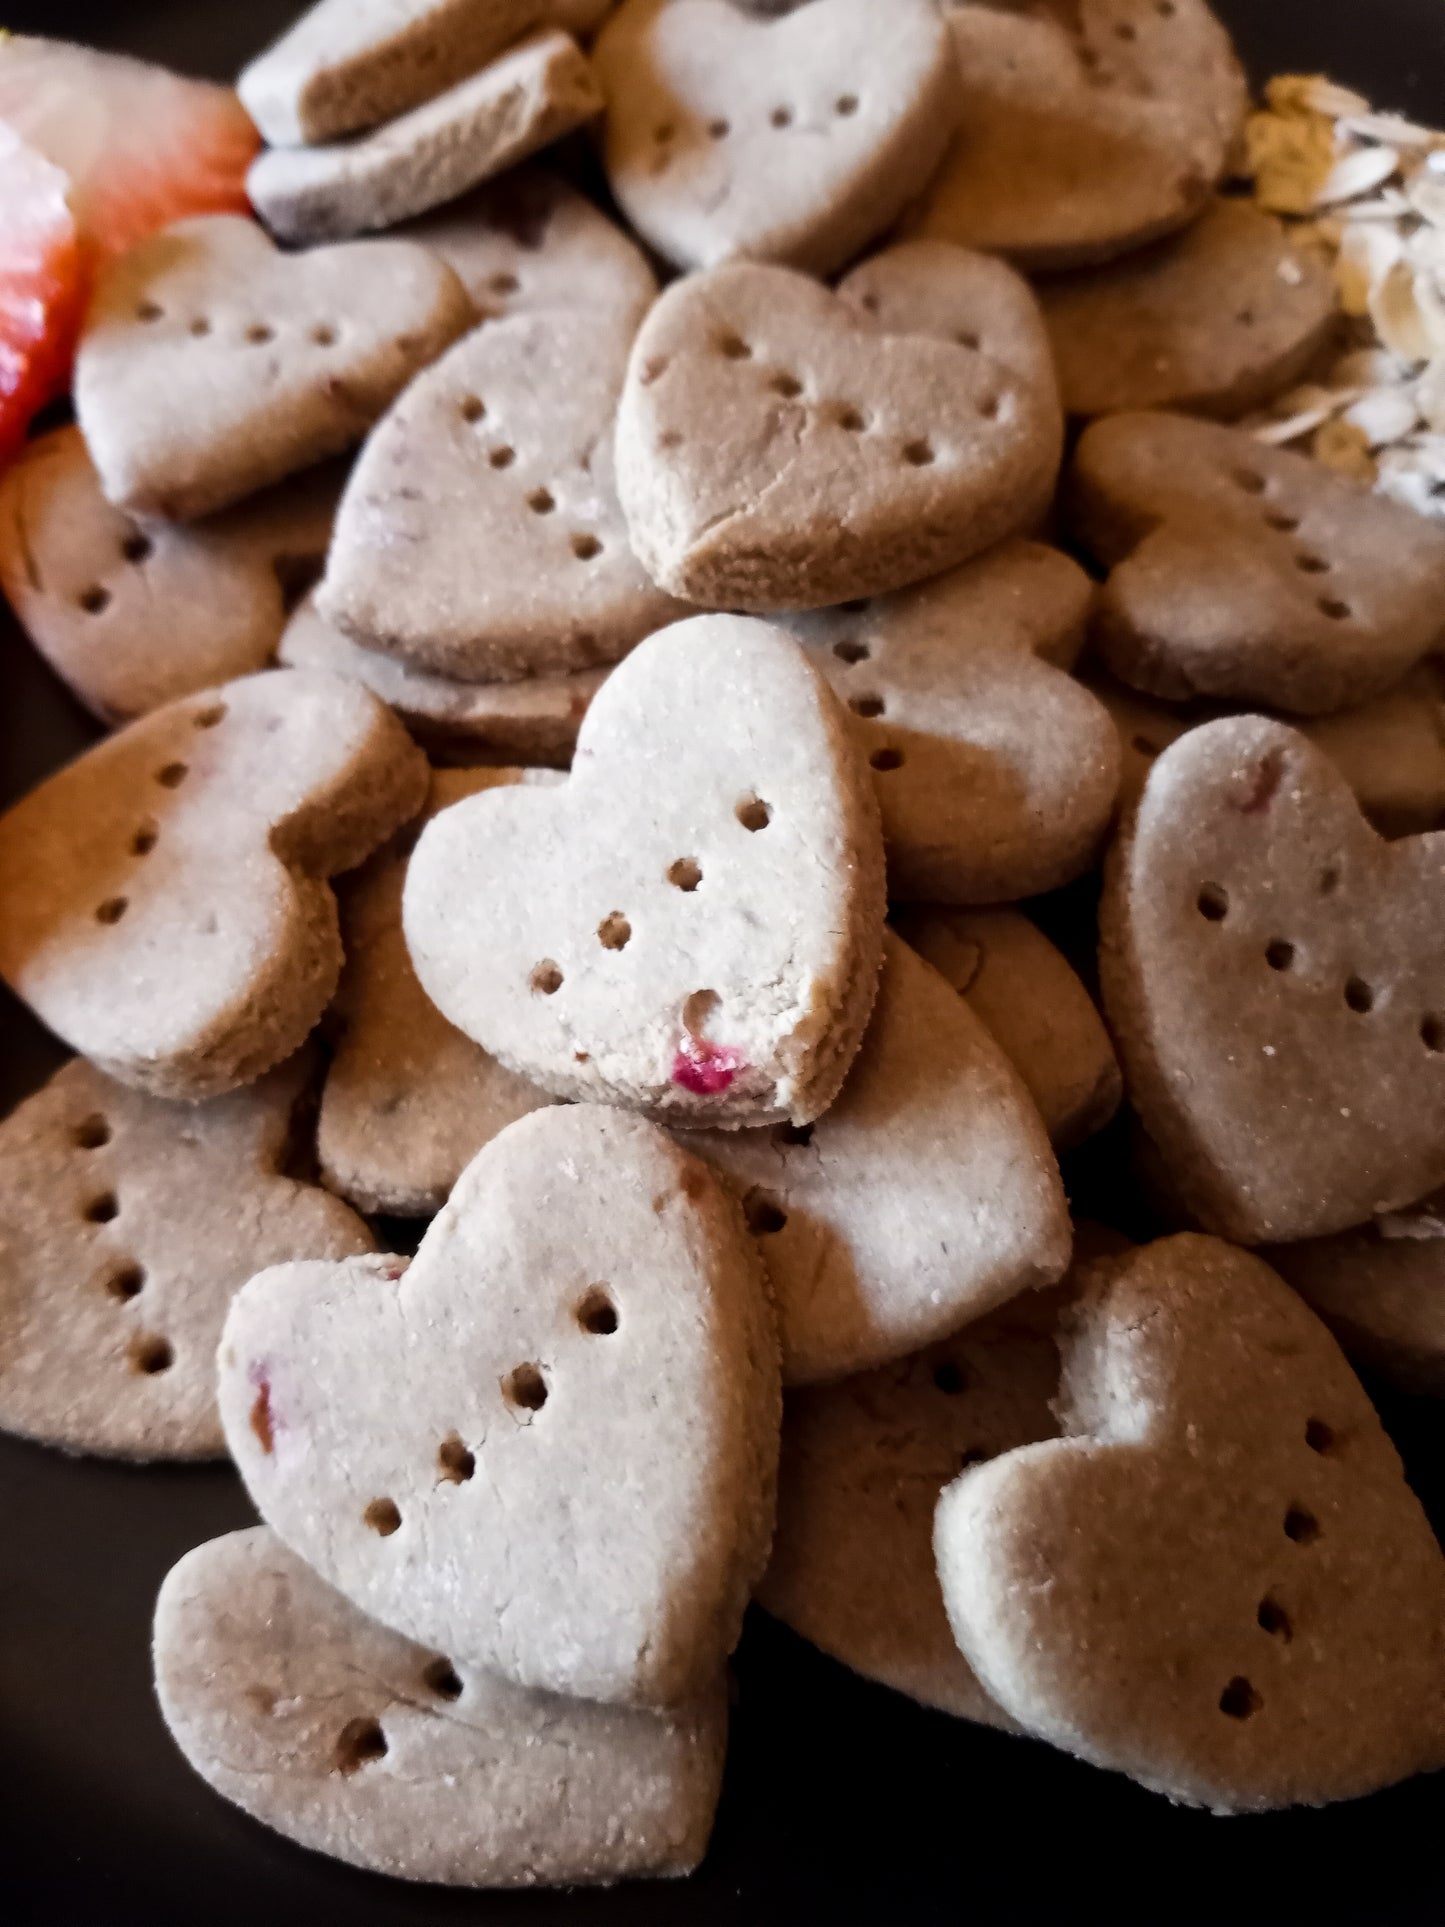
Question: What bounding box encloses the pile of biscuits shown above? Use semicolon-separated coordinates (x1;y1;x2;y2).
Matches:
6;0;1445;1892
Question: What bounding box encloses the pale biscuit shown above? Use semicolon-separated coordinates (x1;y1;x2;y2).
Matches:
402;615;887;1128
912;0;1246;270
775;541;1117;904
759;1253;1127;1723
278;593;603;765
155;1527;727;1886
679;933;1069;1385
248;32;604;247
0;1051;373;1461
0;670;428;1101
219;1105;781;1706
320;768;559;1218
836;237;1064;498
615;262;1062;610
0;427;339;725
239;0;614;146
1099;715;1445;1244
935;1236;1445;1812
897;908;1122;1152
1266;1198;1445;1399
593;0;957;277
401;166;657;332
1091;661;1445;838
320;305;683;681
1038;198;1338;421
1069;411;1445;715
75;215;471;523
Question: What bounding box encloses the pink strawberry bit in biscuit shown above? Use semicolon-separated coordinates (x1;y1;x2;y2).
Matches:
1234;746;1288;816
672;1037;745;1096
247;1359;276;1456
379;1259;410;1282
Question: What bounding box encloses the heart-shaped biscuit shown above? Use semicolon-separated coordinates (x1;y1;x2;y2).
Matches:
1091;661;1445;839
1038;198;1338;421
760;1259;1120;1723
248;31;604;246
0;670;427;1100
615;262;1061;609
593;0;956;276
403;167;658;334
913;0;1246;270
1069;412;1445;714
0;1049;373;1460
679;934;1070;1384
0;427;339;725
321;305;683;681
897;908;1122;1152
240;0;613;145
156;1527;727;1886
320;768;559;1218
775;540;1118;903
279;591;605;764
74;215;472;522
219;1105;780;1705
402;616;886;1127
1100;716;1445;1243
1266;1195;1445;1399
935;1236;1445;1812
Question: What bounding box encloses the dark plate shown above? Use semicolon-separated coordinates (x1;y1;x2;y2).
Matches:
4;5;1445;1924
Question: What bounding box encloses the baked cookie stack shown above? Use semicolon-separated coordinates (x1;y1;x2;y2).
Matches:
4;0;1445;1891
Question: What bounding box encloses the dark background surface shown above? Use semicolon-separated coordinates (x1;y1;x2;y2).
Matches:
5;3;1445;1923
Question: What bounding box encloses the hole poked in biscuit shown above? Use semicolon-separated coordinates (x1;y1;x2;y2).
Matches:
245;323;275;346
73;1115;111;1150
668;857;703;892
956;329;982;351
1283;1505;1320;1544
1344;975;1375;1015
422;1658;463;1701
1318;597;1353;621
597;913;632;951
1257;1597;1292;1640
1197;883;1229;922
1231;467;1267;496
902;439;935;468
1295;552;1330;575
576;1286;618;1335
189;317;212;337
933;1361;968;1395
743;1189;788;1236
1421;1014;1445;1054
1219;1677;1261;1720
527;488;556;515
364;1498;402;1536
79;586;111;616
833;639;870;664
106;1264;145;1301
835;93;859;116
193;704;226;730
571;532;603;561
1305;1418;1336;1454
460;395;486;424
333;1716;388;1774
312;323;339;347
95;896;128;926
1265;940;1295;972
736;796;772;832
1263;509;1299;533
437;1435;475;1483
530;960;564;995
833;405;867;433
503;1362;548;1412
707;117;730;139
121;531;153;565
137;301;164;323
870;747;904;772
129;1333;173;1375
775;1121;814;1146
84;1193;120;1224
850;694;885;719
488;445;515;469
155;762;188;789
489;273;521;297
770;104;793;128
131;823;159;856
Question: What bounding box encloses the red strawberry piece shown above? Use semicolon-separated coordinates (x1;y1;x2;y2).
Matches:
0;122;83;469
0;36;258;273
